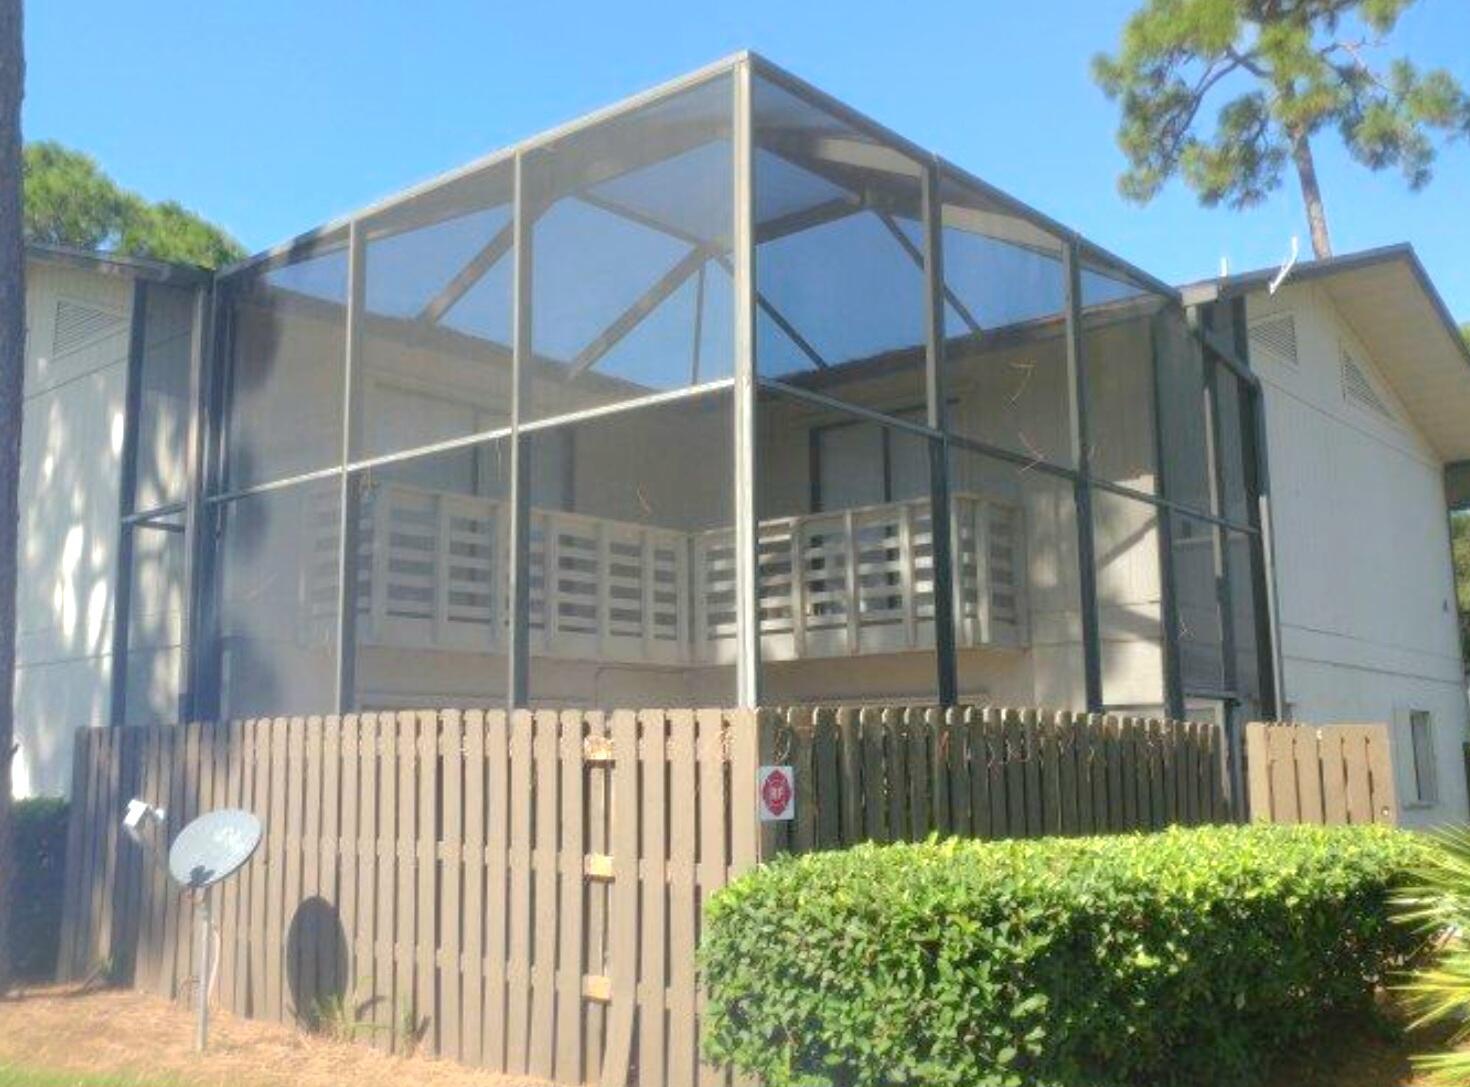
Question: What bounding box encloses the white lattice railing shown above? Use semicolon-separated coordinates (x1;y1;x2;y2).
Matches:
693;493;1026;664
306;483;1026;666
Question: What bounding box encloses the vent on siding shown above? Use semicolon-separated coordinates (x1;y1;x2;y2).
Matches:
1248;313;1298;367
1340;346;1395;422
52;298;126;357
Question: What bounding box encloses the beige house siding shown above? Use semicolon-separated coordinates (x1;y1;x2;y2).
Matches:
1249;280;1470;826
13;261;133;797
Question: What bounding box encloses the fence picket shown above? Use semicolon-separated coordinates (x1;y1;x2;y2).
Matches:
599;710;640;1087
395;712;419;1050
485;709;510;1071
696;709;729;1087
667;710;699;1087
364;716;392;1047
441;710;465;1062
530;711;560;1079
964;708;990;839
354;715;380;1039
320;716;343;1012
416;711;440;1054
886;708;910;841
555;711;587;1086
335;719;360;1019
837;708;863;846
462;710;487;1068
861;707;886;843
297;717;323;1023
813;709;841;848
282;719;307;1026
507;710;534;1073
1343;728;1374;824
586;711;611;1081
638;710;670;1087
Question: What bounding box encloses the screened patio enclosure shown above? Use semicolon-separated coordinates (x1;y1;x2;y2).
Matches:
114;52;1276;734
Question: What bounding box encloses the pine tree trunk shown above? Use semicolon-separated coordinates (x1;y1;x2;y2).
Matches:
0;0;24;997
1289;127;1332;260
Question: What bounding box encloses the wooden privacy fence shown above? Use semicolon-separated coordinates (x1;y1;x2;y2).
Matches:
757;705;1229;853
59;705;1227;1087
1244;721;1398;825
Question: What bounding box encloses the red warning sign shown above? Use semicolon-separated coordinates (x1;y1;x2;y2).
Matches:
758;765;795;822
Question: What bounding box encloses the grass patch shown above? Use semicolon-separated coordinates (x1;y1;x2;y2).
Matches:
0;1066;186;1087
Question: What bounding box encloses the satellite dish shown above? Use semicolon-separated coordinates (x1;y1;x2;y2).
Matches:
168;809;262;890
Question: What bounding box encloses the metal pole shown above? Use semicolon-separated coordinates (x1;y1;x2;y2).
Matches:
1062;242;1103;711
196;888;211;1052
334;221;366;712
732;58;761;709
109;280;148;727
1148;313;1186;722
921;162;957;706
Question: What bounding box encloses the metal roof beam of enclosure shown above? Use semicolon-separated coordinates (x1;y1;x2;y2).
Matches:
690;265;707;383
751;53;1176;302
1063;242;1104;713
712;254;828;369
568;244;717;378
877;211;983;336
753;195;861;245
417;221;514;324
217;53;749;281
922;164;957;707
577;190;709;249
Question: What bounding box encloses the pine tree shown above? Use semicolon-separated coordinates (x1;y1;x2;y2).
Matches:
1094;0;1470;258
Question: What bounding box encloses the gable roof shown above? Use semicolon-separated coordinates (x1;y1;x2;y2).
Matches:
1182;245;1470;462
25;241;212;286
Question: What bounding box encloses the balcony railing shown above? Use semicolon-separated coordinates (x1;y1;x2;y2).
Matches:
309;482;1026;665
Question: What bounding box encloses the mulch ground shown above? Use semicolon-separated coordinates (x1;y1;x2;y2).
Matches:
0;984;549;1087
0;983;1462;1087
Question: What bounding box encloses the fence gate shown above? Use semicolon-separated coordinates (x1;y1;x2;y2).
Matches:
1244;722;1397;825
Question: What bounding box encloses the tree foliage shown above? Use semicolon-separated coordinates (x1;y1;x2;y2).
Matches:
1094;0;1470;249
23;140;243;268
1451;511;1470;666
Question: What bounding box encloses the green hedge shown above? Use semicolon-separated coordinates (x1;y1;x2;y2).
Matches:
7;798;70;980
701;825;1422;1087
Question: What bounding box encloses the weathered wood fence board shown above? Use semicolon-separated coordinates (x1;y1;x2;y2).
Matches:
1244;722;1397;826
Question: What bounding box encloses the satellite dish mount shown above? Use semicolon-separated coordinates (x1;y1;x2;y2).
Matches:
163;809;262;1053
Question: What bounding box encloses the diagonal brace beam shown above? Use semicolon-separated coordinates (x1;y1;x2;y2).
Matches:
877;212;983;337
568;243;717;378
418;220;515;324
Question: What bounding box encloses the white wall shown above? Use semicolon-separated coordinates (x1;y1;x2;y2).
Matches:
13;262;132;797
1249;282;1470;825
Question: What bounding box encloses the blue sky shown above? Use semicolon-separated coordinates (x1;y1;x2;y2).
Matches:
22;0;1470;321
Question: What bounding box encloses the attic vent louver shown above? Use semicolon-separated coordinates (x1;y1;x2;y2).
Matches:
1248;313;1298;368
52;298;126;358
1340;346;1394;422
